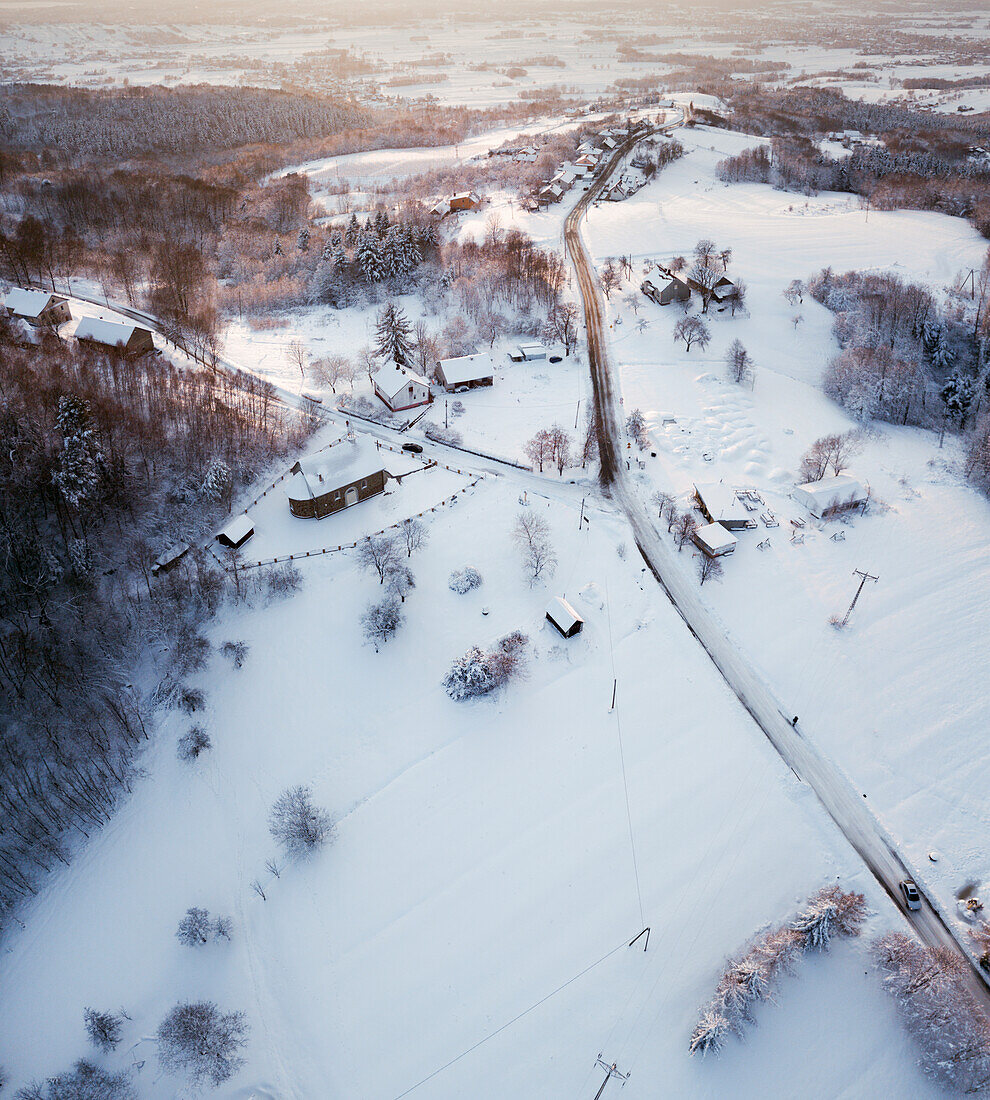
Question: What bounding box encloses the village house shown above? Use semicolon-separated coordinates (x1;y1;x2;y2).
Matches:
539;182;566;204
694;482;750;531
450;191;481;212
74;316;155;356
286;436;396;520
371;362;432;412
792;474;868;518
642;275;691;306
693;523;738;559
435;351;495;392
3;288;71;328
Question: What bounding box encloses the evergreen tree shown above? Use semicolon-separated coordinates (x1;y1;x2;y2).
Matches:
52;394;105;511
271;237;282;258
373;209;390;238
344;214;360;248
296;226;310;252
357;233;385;283
374;302;415;365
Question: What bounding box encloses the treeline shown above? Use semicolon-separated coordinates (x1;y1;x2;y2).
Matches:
0;323;312;928
0;84;372;161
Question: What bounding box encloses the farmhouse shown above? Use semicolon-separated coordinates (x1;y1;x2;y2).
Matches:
435;352;495;391
286;436;394;520
643;275;690;305
546;596;584;638
711;276;737;303
450;191;481;211
75;316;154;356
371;362;432;412
509;343;547;362
574;153;599;170
4;288;71;327
217;513;255;549
693;523;738;558
539;182;565;204
694;482;749;530
792;474;867;518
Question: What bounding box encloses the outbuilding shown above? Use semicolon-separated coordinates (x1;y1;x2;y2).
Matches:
693;522;738;558
792;474;867;518
643;275;690;305
287;436;393;520
546;596;584;638
217;513;255;549
509;343;547;363
435;351;495;392
694;482;749;530
371;362;432;412
152;542;191;576
75;316;154;356
4;288;71;328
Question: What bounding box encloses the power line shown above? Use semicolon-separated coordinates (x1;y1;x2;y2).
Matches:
390;934;635;1099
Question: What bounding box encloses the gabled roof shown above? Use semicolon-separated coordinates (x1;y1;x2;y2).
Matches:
371;361;430;400
792;474;867;512
694;482;748;526
219;513;254;545
4;288;63;318
437;351;495;386
287;436;392;503
546;596;583;633
75;315;146;347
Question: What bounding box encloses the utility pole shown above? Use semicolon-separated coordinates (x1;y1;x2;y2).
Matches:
841;569;878;627
445;398;448;429
592;1055;629;1099
574;398;581;429
579;496;586;530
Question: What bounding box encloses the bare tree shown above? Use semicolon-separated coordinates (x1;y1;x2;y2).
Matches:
312;354;352;395
177;725;211;761
696;552;724;586
157;1001;248;1088
176;907;212;947
285;339;308;388
689;242;722;312
728;278;747;317
268;785;334;856
651;489;675;520
799;431;861;482
400;517;428;558
549;424;571;475
783;278;806;306
601;258;621;300
386;563;415;603
674;511;698;551
673;315;711;353
726;339;754;386
623;291;641;316
357;533;401;584
543;300;579;355
362;597;404;647
84;1007;124;1053
580;412;599;469
514;511;556;584
220;640;249;669
524;428;554;473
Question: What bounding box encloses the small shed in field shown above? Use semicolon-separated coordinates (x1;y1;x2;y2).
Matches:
546;596;584;638
509;343;547;363
4;288;71;327
217;513;255;549
792;475;867;518
435;352;495;391
694;482;749;530
693;523;737;558
75;316;154;356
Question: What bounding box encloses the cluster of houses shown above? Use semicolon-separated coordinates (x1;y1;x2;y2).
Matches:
3;287;155;356
690;475;869;561
537;125;632;206
369;343;547;413
641;262;738;310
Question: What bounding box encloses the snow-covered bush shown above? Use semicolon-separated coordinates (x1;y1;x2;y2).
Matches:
443;635;528;700
362;597;404;646
448;567;483;594
268;785;334;856
424;423;463;446
177;725;211;761
220;640;249;669
791;885;866;951
264;562;302;597
450;400;465;418
157;1001;248;1088
84;1007;124;1052
689;1009;729;1057
177;686;206;714
16;1060;135;1100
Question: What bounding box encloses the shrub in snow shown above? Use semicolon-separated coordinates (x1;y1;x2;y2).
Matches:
444;635;528;700
157;1001;248;1088
176;907;213;947
213;915;233;941
689;1009;729;1057
84;1007;124;1052
177;725;211;761
176;686;206;714
265;562;302;597
791;886;866;952
220;640;249;669
172;624;211;677
16;1060;135;1099
269;785;334;856
424;423;463;446
450;400;465;417
448;567;483;594
362;597;404;647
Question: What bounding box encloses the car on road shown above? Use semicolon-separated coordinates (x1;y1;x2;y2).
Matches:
402;442;423;453
549;355;563;363
899;880;922;911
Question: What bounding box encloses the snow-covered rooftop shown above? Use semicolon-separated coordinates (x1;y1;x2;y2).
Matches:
792;474;867;515
371;361;430;398
437;352;495;386
546;596;583;633
694;482;749;527
219;513;255;545
287;436;393;503
74;316;141;346
4;288;62;318
694;522;738;556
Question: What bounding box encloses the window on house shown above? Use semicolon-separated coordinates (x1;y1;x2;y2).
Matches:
360;480;367;489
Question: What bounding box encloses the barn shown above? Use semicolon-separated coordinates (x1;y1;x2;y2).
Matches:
371;362;432;412
792;475;867;518
4;288;71;328
217;513;255;549
435;352;495;392
642;275;690;306
75;316;154;356
287;436;393;520
546;596;584;638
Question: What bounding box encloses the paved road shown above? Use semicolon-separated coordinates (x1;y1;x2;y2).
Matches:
563;131;990;1009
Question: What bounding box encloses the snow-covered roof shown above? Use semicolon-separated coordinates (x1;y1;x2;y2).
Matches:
219;513;255;545
75;316;143;347
694;482;748;527
287;436;392;503
694;523;737;555
437;352;495;386
4;288;63;318
546;596;583;633
792;475;867;515
371;362;430;401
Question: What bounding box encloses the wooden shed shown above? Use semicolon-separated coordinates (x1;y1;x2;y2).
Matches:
216;513;255;549
546;596;584;638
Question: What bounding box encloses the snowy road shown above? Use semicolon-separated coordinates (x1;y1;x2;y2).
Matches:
564;131;990;1012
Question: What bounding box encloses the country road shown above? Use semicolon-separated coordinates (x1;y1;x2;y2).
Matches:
563;129;990;1010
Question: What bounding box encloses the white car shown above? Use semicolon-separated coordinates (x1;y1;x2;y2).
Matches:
899;880;922;911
